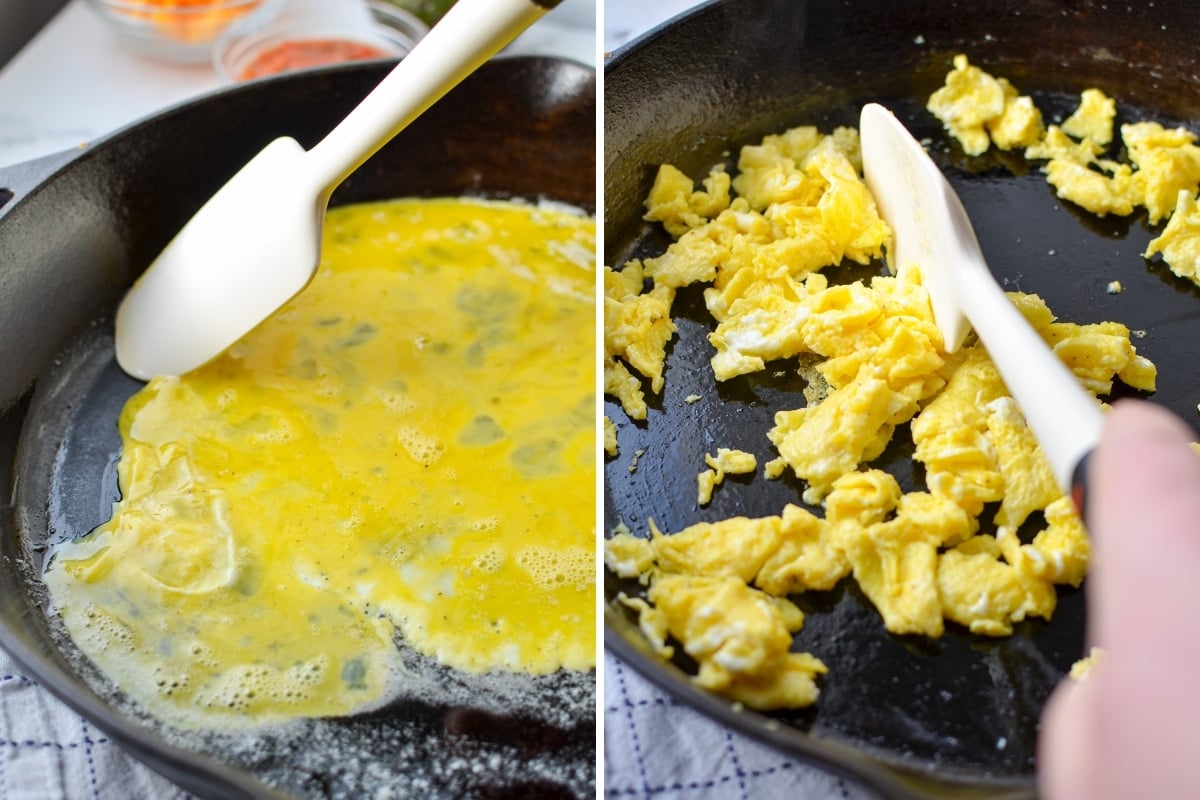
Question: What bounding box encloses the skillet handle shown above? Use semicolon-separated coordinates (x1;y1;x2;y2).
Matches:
0;148;81;224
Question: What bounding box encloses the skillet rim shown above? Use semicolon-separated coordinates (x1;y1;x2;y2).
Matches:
599;0;1200;795
0;54;597;800
600;13;1036;794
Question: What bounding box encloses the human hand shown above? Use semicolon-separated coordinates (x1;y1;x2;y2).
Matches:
1038;399;1200;800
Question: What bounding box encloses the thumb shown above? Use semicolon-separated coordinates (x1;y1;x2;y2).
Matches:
1087;398;1200;550
1038;399;1200;800
1085;399;1200;640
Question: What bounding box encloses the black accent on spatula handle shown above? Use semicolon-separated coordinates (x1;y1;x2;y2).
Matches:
1071;450;1093;529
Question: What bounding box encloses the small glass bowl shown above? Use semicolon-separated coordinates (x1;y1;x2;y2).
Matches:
213;1;428;83
85;0;288;64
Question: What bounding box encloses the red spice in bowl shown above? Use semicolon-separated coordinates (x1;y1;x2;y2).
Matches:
213;2;427;83
237;37;392;80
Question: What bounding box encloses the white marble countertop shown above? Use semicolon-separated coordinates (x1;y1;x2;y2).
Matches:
602;0;706;52
0;0;595;168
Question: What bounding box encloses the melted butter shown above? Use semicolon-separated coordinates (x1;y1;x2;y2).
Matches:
45;198;596;729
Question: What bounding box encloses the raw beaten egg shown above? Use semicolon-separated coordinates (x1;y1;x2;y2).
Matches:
46;197;596;729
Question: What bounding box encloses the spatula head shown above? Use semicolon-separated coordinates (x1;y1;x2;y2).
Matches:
860;103;1106;494
114;136;322;380
860;102;975;353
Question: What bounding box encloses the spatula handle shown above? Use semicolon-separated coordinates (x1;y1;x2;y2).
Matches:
861;103;1103;512
945;186;1105;509
305;0;557;193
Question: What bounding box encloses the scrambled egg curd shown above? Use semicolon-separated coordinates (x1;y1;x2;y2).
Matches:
929;54;1200;285
698;448;757;506
604;123;1156;710
46;198;596;729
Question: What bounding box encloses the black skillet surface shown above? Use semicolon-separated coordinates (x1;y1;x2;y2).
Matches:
604;1;1200;798
0;56;595;800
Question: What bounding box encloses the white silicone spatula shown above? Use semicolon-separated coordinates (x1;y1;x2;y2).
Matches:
859;103;1103;512
114;0;561;381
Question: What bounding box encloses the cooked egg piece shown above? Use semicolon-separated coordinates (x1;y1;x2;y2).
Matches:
987;78;1046;151
927;54;1007;156
1123;121;1200;224
1061;88;1117;146
1070;646;1104;680
647;574;825;709
697;448;757;505
643;163;732;238
604;260;676;420
1146;189;1200;286
604;415;619;457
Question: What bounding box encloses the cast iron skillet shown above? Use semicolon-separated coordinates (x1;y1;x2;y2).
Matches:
0;56;595;799
604;1;1200;798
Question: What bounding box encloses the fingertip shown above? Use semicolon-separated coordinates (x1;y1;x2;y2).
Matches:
1038;677;1094;800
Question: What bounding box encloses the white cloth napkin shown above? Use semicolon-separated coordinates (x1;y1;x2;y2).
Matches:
604;650;877;800
0;649;188;799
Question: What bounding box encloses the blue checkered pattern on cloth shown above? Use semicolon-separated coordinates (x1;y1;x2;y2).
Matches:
0;647;189;800
604;650;877;800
